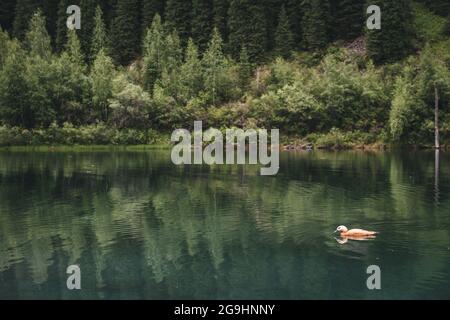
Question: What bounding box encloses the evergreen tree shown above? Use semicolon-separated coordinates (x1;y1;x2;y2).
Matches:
202;28;227;105
91;5;108;60
302;0;330;50
285;0;303;46
180;38;203;101
275;5;294;58
0;28;9;69
366;0;414;64
79;0;96;57
263;0;283;51
42;0;59;44
143;14;165;92
65;29;85;69
13;0;42;40
111;0;141;65
0;40;31;127
141;0;164;32
165;0;192;45
213;0;229;42
334;0;364;40
57;29;89;124
91;49;115;121
228;0;267;62
25;10;52;60
238;46;253;90
55;0;70;53
191;0;214;51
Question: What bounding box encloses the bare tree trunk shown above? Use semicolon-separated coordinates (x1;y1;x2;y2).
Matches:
435;148;440;205
435;86;440;149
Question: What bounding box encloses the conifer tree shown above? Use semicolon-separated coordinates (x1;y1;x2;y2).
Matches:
91;5;108;60
191;0;214;51
65;29;85;69
275;5;294;58
285;0;303;46
0;28;9;69
110;0;141;65
180;38;203;101
228;0;267;62
213;0;229;42
143;14;166;92
55;0;70;53
238;46;253;90
79;0;96;57
141;0;165;32
202;28;227;105
366;0;414;64
42;0;59;44
0;40;31;127
302;0;330;50
25;10;52;60
334;0;364;40
91;49;115;121
165;0;192;45
13;0;42;40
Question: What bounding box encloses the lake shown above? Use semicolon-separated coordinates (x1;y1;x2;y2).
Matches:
0;149;449;299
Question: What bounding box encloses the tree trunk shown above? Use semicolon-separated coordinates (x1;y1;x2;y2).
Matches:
435;85;440;149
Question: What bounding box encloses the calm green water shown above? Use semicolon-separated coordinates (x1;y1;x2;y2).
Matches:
0;150;449;300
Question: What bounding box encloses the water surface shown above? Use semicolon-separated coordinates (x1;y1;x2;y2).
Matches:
0;150;449;299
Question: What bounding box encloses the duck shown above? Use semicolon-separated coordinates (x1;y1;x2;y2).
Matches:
335;225;378;237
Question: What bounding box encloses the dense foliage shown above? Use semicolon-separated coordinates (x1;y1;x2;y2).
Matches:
0;0;449;147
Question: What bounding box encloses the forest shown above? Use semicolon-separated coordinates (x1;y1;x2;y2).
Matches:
0;0;449;148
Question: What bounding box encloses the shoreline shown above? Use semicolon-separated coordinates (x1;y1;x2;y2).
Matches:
0;143;448;152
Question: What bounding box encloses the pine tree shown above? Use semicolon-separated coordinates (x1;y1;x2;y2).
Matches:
238;46;253;89
334;0;364;40
91;5;108;60
143;14;165;92
179;38;203;101
275;5;294;58
42;0;59;44
91;49;115;121
55;0;70;53
302;0;330;50
202;28;227;105
165;0;192;45
213;0;229;42
366;0;414;64
0;40;31;127
0;28;9;69
65;29;85;69
79;0;96;57
25;10;52;60
191;0;214;52
228;0;267;62
141;0;165;32
13;0;42;40
263;0;283;51
285;0;303;46
111;0;141;65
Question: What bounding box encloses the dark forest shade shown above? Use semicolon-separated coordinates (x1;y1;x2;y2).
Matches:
302;0;331;50
228;0;268;62
141;0;165;32
110;0;141;65
165;0;192;45
191;0;214;51
366;0;414;64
